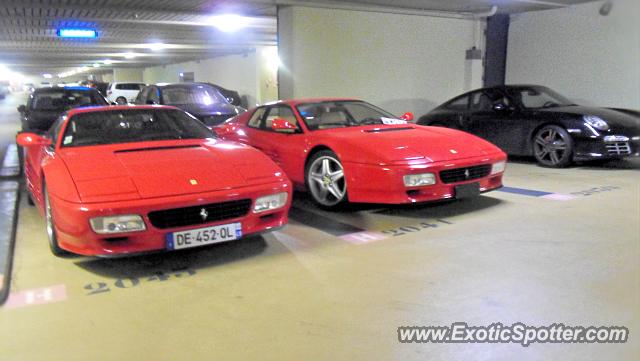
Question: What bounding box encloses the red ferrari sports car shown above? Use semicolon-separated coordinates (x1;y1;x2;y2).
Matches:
216;98;507;209
17;105;291;256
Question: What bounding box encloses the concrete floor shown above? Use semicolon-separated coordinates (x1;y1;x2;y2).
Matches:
0;92;638;360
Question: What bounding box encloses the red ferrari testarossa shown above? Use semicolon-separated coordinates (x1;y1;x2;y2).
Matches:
216;98;506;209
18;105;291;256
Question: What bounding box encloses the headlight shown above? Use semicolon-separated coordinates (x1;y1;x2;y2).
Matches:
583;115;609;131
403;173;436;187
90;215;146;234
491;160;506;175
253;192;288;213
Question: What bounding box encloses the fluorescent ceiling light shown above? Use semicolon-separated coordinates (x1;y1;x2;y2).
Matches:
57;28;98;38
210;14;250;32
102;59;113;65
42;73;53;79
122;52;137;59
92;63;100;68
147;42;166;51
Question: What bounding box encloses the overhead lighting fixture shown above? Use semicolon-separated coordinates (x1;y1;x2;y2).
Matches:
57;28;98;38
147;42;166;51
42;73;53;79
92;63;100;68
102;59;113;65
122;52;137;59
210;14;250;32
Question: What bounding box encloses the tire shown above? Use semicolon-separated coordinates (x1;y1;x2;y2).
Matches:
532;125;573;168
115;96;127;105
43;184;69;256
305;150;348;209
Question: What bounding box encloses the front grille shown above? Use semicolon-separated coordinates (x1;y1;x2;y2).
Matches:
439;164;491;184
199;114;234;126
605;142;631;155
148;199;252;229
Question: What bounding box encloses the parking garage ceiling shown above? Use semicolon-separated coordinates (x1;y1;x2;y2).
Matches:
0;0;598;77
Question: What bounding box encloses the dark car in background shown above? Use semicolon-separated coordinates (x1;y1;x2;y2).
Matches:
418;85;640;167
18;86;109;132
135;82;245;126
209;83;244;108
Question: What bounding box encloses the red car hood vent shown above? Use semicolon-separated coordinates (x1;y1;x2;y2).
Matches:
113;144;201;153
363;127;414;133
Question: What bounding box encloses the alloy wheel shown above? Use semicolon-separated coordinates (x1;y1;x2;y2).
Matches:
533;126;571;167
307;155;346;207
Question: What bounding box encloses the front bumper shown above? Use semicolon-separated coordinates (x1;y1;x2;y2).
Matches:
573;135;640;161
343;153;506;204
49;181;291;256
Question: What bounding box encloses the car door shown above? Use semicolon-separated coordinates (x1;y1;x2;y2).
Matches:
247;105;307;180
464;89;520;152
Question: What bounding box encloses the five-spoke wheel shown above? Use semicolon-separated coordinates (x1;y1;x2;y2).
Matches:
533;125;573;167
306;150;347;208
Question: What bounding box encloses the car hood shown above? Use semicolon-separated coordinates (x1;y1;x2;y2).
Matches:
319;125;503;164
538;105;640;129
173;102;241;117
59;139;284;202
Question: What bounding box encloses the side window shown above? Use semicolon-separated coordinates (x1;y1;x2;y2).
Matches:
148;87;160;104
135;87;148;104
264;106;298;131
470;90;510;111
247;108;267;129
47;115;66;146
446;96;469;111
470;91;493;112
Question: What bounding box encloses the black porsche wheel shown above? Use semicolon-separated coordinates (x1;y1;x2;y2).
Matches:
305;150;347;209
533;125;573;168
44;184;68;256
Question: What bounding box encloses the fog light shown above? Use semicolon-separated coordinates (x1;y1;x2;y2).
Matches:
403;173;436;187
491;161;506;175
90;215;146;234
253;192;288;213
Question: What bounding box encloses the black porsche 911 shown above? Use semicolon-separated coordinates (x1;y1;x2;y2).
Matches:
418;85;640;167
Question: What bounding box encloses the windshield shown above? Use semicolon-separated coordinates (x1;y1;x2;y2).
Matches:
61;109;215;147
296;101;400;130
161;85;227;106
30;89;108;111
506;87;574;109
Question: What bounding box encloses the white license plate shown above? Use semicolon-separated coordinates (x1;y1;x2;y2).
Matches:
166;222;242;250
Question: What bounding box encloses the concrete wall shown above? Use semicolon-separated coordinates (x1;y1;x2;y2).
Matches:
142;46;278;107
113;68;144;82
507;0;640;108
278;6;482;116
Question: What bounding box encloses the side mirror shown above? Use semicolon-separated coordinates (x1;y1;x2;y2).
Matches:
271;118;298;133
17;105;26;113
16;132;52;147
400;112;414;122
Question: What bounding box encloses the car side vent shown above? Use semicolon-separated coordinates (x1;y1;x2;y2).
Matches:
114;144;201;153
364;127;414;133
